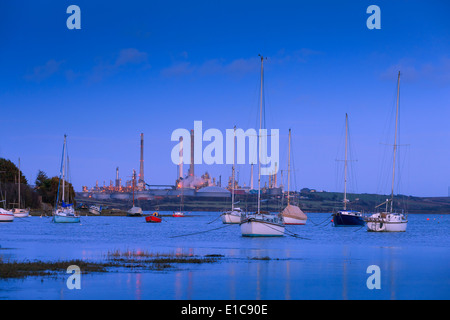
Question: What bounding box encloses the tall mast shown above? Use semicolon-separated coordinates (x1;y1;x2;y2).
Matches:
231;125;236;211
344;113;348;211
55;135;66;209
132;169;136;207
62;135;66;203
250;163;254;190
18;158;21;209
139;133;144;190
257;54;264;214
287;129;291;206
390;71;401;213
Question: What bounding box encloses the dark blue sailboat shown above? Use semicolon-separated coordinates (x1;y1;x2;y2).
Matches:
333;210;365;226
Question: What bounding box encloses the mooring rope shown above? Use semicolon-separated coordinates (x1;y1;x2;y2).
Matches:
307;214;333;226
169;223;236;238
353;224;366;232
283;227;311;240
206;214;223;225
256;222;311;240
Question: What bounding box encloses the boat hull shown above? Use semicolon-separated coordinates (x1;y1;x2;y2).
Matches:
145;216;162;223
127;206;143;217
53;214;80;223
333;211;365;227
221;210;241;224
13;209;30;218
366;213;407;232
89;206;102;215
240;215;285;237
283;216;307;225
0;211;14;222
172;211;184;217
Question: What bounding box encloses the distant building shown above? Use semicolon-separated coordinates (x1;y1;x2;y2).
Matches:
196;186;231;198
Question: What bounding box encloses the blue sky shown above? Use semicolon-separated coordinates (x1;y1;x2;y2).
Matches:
0;0;449;197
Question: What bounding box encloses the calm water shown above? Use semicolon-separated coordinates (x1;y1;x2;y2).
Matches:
0;212;449;300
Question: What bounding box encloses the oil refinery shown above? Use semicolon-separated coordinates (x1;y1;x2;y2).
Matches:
78;131;283;205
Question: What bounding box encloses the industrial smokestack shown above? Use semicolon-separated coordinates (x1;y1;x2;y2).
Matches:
178;136;183;180
189;129;194;176
115;167;120;188
139;133;144;190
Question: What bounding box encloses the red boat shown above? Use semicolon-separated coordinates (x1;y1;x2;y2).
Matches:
145;212;162;223
172;211;184;217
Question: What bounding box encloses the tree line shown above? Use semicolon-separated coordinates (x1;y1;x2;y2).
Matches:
0;158;75;210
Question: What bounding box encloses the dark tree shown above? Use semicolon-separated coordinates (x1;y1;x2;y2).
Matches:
0;158;27;185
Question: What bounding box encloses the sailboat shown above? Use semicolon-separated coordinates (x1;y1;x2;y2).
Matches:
281;129;307;225
127;169;143;217
12;158;30;218
89;205;102;215
240;55;285;237
332;114;365;227
0;187;14;222
173;181;185;217
366;71;408;232
221;126;243;224
53;135;80;223
0;207;14;222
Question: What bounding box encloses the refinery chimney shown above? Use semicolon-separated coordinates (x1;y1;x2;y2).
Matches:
178;136;183;180
139;133;145;190
115;167;120;188
189;129;194;176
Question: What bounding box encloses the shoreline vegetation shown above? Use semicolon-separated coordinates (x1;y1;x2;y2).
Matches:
0;250;223;279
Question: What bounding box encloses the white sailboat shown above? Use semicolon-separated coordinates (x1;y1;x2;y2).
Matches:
127;169;143;217
366;71;408;232
222;126;242;224
12;158;30;218
173;184;185;217
240;55;285;237
89;205;102;215
53;135;80;223
0;208;14;222
281;129;307;225
0;188;14;222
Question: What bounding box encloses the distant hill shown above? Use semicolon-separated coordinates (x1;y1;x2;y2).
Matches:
75;190;450;214
295;191;450;214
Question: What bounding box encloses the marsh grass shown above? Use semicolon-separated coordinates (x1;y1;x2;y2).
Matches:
0;259;112;279
0;250;222;279
106;249;220;265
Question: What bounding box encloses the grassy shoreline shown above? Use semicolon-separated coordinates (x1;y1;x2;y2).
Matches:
0;250;222;279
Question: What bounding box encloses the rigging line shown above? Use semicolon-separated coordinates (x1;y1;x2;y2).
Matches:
347;120;359;195
290;136;298;193
169;223;235;238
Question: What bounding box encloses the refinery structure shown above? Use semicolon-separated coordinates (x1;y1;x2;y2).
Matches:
79;132;283;203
